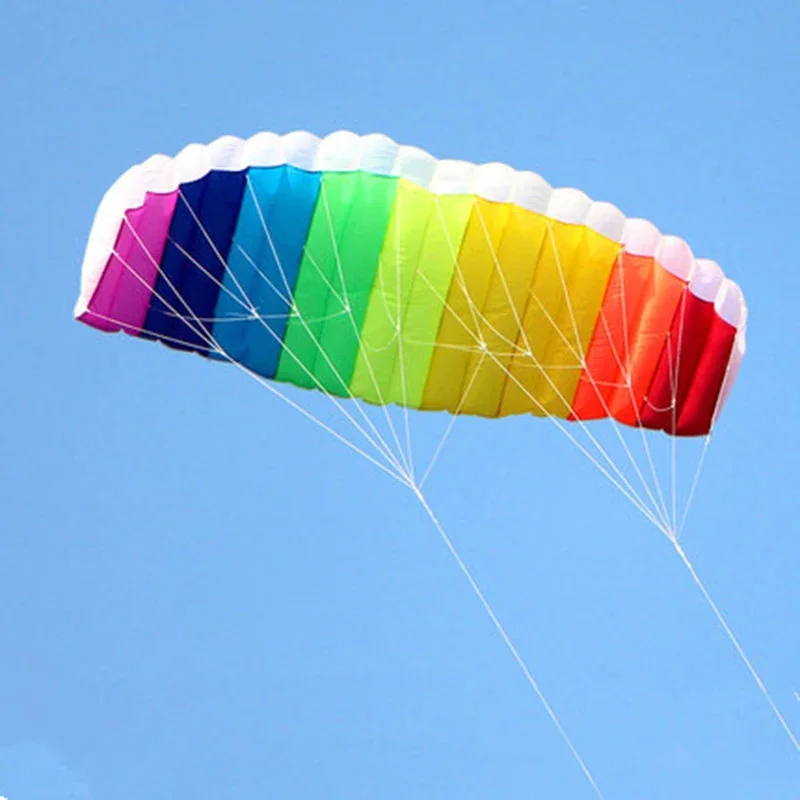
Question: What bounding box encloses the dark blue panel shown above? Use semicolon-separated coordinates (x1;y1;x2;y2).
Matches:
143;169;247;354
210;166;321;378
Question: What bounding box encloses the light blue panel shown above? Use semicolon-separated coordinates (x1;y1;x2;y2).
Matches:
211;166;322;378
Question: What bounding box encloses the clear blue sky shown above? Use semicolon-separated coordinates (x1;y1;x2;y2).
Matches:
2;0;800;797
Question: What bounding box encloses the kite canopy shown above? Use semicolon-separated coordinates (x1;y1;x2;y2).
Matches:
75;130;746;436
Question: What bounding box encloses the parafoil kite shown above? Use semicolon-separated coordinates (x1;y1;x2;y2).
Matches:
75;131;746;437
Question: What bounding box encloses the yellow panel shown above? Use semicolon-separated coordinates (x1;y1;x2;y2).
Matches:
420;198;511;413
499;222;619;418
536;229;621;413
458;204;549;416
386;193;474;408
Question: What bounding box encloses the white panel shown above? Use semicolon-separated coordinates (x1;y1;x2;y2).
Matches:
316;130;361;171
656;235;694;281
360;133;399;175
430;160;474;195
394;145;437;188
281;131;320;171
138;154;177;194
207;135;246;171
622;218;660;256
173;143;211;184
244;132;284;167
715;279;747;328
512;170;551;214
689;258;724;301
471;162;515;203
547;188;592;224
105;164;145;212
586;201;625;242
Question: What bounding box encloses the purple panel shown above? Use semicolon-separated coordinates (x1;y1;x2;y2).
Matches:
78;190;179;334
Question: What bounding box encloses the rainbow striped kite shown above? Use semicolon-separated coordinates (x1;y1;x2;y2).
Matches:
75;130;746;436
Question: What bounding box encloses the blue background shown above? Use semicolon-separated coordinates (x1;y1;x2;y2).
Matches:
2;0;799;797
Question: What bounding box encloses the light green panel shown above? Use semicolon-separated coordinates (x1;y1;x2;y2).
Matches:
350;184;474;408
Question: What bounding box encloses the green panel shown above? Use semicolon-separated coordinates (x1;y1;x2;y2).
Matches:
348;180;431;405
350;185;473;408
275;171;398;396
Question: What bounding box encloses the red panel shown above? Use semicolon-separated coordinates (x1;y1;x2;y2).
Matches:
639;291;715;434
676;315;736;435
